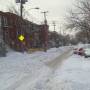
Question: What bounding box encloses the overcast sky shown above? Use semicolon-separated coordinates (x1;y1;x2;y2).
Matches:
0;0;75;33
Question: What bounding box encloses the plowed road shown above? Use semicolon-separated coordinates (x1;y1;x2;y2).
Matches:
46;48;73;69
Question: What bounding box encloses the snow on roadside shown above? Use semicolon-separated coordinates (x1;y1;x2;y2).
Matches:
0;47;70;90
45;55;90;90
0;52;50;90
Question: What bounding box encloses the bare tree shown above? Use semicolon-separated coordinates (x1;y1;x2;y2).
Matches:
66;0;90;43
8;5;20;15
76;30;90;43
7;2;26;17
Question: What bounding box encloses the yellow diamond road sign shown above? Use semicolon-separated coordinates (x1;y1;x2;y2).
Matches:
18;35;25;41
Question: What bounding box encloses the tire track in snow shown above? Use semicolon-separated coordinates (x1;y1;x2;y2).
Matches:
46;48;73;69
31;48;73;90
3;48;73;90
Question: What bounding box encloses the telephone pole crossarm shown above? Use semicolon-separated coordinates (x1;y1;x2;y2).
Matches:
41;11;48;24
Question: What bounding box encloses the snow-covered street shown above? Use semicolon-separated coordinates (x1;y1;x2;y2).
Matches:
0;46;90;90
44;54;90;90
1;0;90;89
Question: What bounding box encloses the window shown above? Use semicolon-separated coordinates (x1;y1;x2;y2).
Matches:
3;17;8;27
0;15;2;43
0;15;1;28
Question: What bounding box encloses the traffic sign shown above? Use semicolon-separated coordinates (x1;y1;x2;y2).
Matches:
18;35;25;41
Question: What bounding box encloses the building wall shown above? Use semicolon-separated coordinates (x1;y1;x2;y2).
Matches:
0;11;49;51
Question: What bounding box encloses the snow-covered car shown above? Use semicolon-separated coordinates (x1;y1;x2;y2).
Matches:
84;48;90;58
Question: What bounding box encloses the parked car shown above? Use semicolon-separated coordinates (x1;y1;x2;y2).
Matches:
78;48;85;56
73;48;84;56
84;48;90;58
73;48;78;54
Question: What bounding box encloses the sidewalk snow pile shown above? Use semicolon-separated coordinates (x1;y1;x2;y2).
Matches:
0;47;70;90
45;55;90;90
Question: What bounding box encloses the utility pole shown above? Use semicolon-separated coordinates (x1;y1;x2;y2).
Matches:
41;11;48;24
41;11;48;52
52;21;56;31
52;21;57;47
20;0;23;18
59;25;62;34
16;0;28;52
16;0;28;17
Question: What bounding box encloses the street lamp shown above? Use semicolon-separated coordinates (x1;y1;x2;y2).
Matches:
23;7;40;22
24;7;40;15
29;7;40;10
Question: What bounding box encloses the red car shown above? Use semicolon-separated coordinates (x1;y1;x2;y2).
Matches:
78;48;85;55
74;48;85;55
